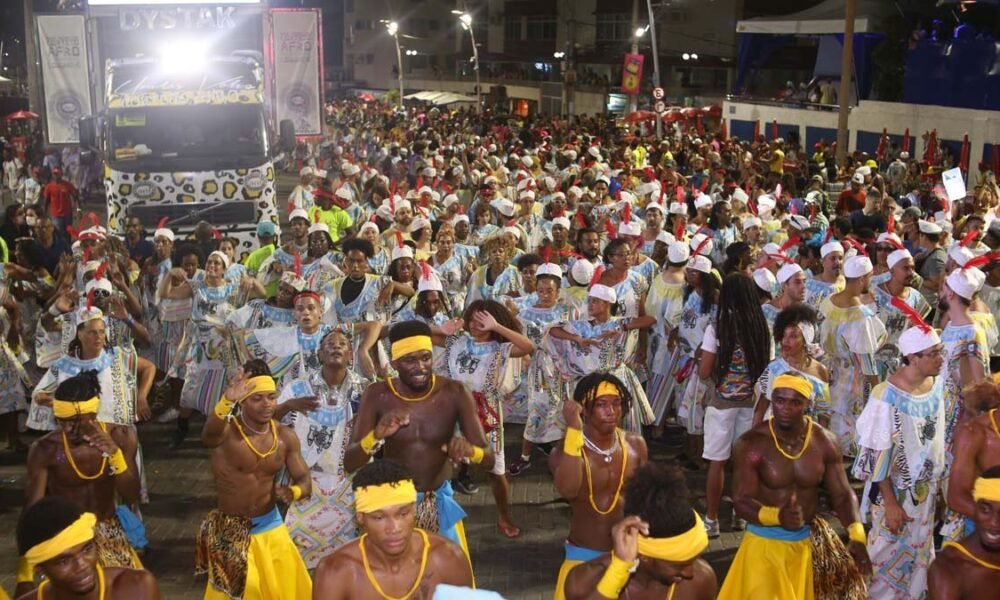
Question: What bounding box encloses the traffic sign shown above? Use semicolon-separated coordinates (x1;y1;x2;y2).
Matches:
652;87;665;100
654;100;666;112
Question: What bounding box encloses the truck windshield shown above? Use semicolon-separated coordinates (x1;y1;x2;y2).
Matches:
108;104;268;169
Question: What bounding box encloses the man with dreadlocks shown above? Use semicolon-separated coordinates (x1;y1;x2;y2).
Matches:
551;373;649;600
15;497;160;599
563;463;716;599
17;371;144;597
719;373;870;600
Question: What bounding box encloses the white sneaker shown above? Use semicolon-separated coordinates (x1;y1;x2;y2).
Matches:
704;516;720;538
154;407;179;424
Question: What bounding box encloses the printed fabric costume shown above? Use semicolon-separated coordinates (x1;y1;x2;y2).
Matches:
853;379;947;600
675;291;718;435
519;302;575;444
177;279;239;415
644;275;685;424
872;286;931;378
277;367;368;569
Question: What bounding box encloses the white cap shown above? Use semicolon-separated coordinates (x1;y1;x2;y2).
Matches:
694;194;713;209
637;182;660;198
618;221;643;237
588;146;602;159
899;325;942;356
949;244;974;267
851;172;865;185
804;190;822;205
395;199;413;213
888;248;913;269
656;230;676;245
617;190;635;206
731;188;749;204
84;277;114;294
644;202;665;214
358;221;379;236
757;195;776;213
491;197;516;217
742;216;762;231
343;163;361;176
299;166;314;177
418;185;433;196
762;243;781;256
570;259;596;285
519;190;536;202
520;155;533;168
417;267;444;293
154;227;175;242
688;254;713;274
876;232;903;246
821;241;844;258
596;175;611;186
844;255;873;278
537;263;563;278
208;250;230;269
568;186;583;198
947;266;987;300
668;241;691;263
314;169;328;179
589;283;617;303
857;165;872;177
443;194;459;208
753;268;777;293
689;232;713;256
392;244;414;261
776;263;804;284
410;217;431;232
289;208;310;222
918;220;943;235
788;215;811;231
308;221;330;236
502;226;522;240
551;217;571;230
935;210;951;224
335;187;352;201
453;214;470;226
669;202;688;215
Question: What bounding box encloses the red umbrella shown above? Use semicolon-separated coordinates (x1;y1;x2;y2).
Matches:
4;110;38;121
358;93;376;102
702;104;722;118
680;107;702;119
625;110;656;123
662;108;684;123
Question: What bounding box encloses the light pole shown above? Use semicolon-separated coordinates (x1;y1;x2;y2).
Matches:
385;21;404;108
453;9;480;113
645;0;661;139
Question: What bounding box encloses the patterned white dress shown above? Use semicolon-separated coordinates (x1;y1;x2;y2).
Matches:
519;303;574;444
177;280;238;415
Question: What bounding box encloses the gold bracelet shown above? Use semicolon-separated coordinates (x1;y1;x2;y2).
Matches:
214;395;235;420
758;505;781;526
563;427;584;458
470;446;485;464
595;553;633;599
290;485;303;501
847;522;867;545
107;448;128;475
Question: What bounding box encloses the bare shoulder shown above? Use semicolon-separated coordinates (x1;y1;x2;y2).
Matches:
564;558;610;600
318;538;362;571
624;432;648;462
28;432;59;461
426;531;467;564
810;421;842;456
109;567;159;597
692;558;719;596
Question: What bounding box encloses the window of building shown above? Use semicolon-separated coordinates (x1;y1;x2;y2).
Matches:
596;14;630;42
406;54;429;73
667;9;688;24
526;16;556;40
504;17;522;41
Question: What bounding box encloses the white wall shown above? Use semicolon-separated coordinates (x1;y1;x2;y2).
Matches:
723;99;1000;190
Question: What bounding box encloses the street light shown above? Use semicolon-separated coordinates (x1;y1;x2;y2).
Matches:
452;9;480;113
383;20;404;108
635;26;647;39
553;51;565;59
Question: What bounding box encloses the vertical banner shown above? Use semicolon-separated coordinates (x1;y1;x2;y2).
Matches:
271;9;322;136
621;53;645;95
36;15;92;144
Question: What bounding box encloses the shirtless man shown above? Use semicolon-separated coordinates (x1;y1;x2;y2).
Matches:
718;374;870;600
313;460;474;599
16;497;160;600
563;463;716;600
929;468;1000;599
344;320;492;561
18;372;142;597
947;380;1000;539
550;373;649;600
198;360;313;599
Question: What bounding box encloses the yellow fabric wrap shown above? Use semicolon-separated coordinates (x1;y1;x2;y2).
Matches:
24;512;97;568
240;376;277;401
636;512;709;562
52;397;100;419
973;477;1000;502
595;381;621;399
773;374;813;399
758;506;781;526
470;446;485;464
360;430;379;455
355;481;418;514
391;335;433;360
290;485;303;501
563;427;584;457
596;554;633;599
847;522;867;545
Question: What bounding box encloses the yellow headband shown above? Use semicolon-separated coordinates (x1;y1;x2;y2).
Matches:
390;336;433;361
240;376;277;402
52;397;100;420
595;381;621;399
24;512;97;569
636;512;709;563
773;374;812;400
973;478;1000;502
355;481;418;514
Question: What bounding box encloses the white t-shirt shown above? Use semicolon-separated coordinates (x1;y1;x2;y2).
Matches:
702;323;718;353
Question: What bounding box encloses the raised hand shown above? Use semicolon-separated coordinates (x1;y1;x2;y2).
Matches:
374;409;410;440
224;369;254;404
440;436;475;467
779;491;805;531
562;398;584;430
473;309;498;332
288;396;320;414
83;420;120;456
610;515;648;563
440;318;464;337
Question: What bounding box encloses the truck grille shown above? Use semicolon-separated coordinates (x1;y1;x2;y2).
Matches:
128;201;258;228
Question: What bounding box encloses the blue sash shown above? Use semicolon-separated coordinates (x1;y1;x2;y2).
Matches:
417;480;467;545
250;506;283;535
746;523;811;542
564;542;606;563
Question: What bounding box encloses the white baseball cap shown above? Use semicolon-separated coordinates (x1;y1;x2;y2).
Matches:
843;255;873;278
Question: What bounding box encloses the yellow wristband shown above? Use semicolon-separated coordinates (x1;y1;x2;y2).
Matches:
214;395;234;420
758;505;781;526
563;427;584;458
595;553;633;599
108;448;128;475
847;522;867;545
17;555;33;583
291;485;303;501
360;430;379;455
470;446;485;464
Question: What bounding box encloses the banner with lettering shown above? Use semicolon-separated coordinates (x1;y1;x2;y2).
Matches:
271;9;322;136
621;53;645;95
36;15;93;144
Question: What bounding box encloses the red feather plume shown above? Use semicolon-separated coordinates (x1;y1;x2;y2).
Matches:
415;176;424;190
294;251;302;277
211;227;222;241
86;288;95;311
767;252;794;265
622;203;632;224
85;212;99;229
809;204;817;220
66;225;79;241
779;236;800;253
891;296;931;332
540;246;552;264
82;247;91;264
675;186;685;204
589;265;605;288
94;261;108;281
887;212;896;234
394;230;404;249
843;238;869;257
963;252;1000;271
823;228;834;244
748;197;758;217
699;177;709;192
693;235;712;257
419;260;432;280
576;213;587;229
157;217;170;229
674;219;684;241
604;220;617;239
658;180;667;205
959;228;979;248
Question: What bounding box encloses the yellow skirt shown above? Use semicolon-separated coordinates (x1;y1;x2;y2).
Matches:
204;522;312;600
717;527;813;600
553;543;607;600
